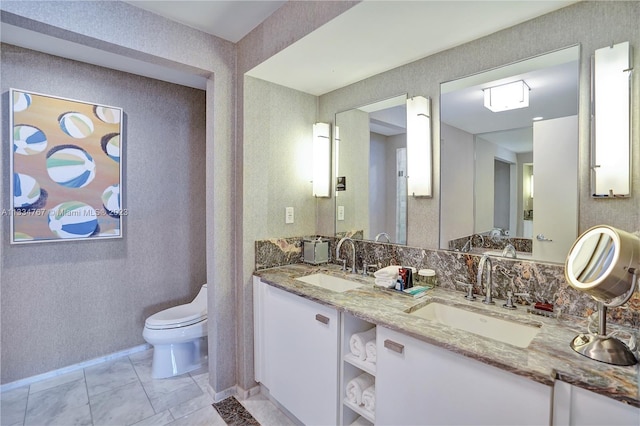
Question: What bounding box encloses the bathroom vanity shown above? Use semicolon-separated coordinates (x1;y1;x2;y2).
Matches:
253;264;640;425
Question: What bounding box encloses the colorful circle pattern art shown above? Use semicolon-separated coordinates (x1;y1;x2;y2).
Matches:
10;89;123;243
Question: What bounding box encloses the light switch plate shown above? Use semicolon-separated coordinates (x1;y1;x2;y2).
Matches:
338;205;345;221
285;207;294;224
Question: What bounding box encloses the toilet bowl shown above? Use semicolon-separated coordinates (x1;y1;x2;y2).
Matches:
143;284;208;378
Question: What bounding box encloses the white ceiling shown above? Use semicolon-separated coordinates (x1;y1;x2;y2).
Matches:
1;0;579;97
124;0;579;95
245;0;579;95
124;1;286;43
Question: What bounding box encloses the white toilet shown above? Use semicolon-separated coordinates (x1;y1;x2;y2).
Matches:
143;284;208;378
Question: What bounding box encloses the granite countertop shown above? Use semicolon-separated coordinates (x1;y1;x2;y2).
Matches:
254;263;640;408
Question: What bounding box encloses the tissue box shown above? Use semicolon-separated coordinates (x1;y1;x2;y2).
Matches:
303;238;329;264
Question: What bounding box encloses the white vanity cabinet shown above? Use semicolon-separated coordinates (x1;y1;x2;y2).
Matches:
375;326;552;425
253;277;339;425
553;380;640;425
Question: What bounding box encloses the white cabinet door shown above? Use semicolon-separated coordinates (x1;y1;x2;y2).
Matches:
376;326;551;425
553;381;640;426
261;282;339;426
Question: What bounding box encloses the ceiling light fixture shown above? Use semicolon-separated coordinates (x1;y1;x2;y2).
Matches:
483;80;530;112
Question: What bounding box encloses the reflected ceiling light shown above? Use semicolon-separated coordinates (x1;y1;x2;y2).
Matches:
565;225;639;366
532;116;544;121
312;122;331;197
483;80;530;112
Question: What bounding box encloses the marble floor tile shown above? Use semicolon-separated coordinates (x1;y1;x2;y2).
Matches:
169;392;214;419
25;403;92;426
190;371;210;394
167;405;226;426
0;386;29;426
85;356;139;397
130;410;175;426
240;393;296;426
2;348;293;426
28;369;85;394
145;379;204;413
24;376;89;426
89;380;155;426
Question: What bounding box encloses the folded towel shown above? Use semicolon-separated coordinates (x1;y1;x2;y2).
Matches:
362;385;375;413
350;416;373;426
365;340;377;363
374;278;395;288
346;373;375;405
373;265;401;279
350;328;376;360
374;265;417;279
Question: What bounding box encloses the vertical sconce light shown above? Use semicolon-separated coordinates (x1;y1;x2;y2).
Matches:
406;96;432;197
312;122;331;197
592;41;633;197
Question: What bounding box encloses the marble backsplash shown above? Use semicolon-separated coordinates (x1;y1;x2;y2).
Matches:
449;234;533;253
254;236;639;328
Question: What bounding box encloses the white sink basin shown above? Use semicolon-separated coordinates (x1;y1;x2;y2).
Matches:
296;273;365;293
411;302;540;348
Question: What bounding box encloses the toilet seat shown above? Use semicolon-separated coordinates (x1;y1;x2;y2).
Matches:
145;304;206;330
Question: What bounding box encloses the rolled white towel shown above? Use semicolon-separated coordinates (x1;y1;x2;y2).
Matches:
374;278;395;288
346;373;375;405
350;328;376;360
365;340;377;363
362;385;375;413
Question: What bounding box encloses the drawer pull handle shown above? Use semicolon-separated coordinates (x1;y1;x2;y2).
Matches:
315;314;330;324
384;339;404;354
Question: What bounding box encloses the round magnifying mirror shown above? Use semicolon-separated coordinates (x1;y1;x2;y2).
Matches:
565;225;640;304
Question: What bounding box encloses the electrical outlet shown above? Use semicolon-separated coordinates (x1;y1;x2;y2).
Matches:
285;207;294;224
338;205;345;221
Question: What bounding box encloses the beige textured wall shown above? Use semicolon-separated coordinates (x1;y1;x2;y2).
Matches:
318;1;640;248
235;1;361;391
1;45;206;383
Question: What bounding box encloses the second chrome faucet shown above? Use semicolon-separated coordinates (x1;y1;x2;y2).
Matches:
477;254;494;305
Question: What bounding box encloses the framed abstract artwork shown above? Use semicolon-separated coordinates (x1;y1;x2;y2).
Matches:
9;89;124;244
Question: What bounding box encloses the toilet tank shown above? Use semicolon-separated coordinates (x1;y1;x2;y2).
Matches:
190;284;207;310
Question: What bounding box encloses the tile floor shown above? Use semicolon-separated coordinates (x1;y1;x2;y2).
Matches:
0;349;294;426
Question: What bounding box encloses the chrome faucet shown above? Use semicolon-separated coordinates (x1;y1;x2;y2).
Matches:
375;232;391;243
501;244;517;258
336;236;357;274
461;234;485;253
477;254;494;305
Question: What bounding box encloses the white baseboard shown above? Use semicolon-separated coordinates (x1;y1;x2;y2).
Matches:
208;383;237;402
235;383;260;400
0;344;151;393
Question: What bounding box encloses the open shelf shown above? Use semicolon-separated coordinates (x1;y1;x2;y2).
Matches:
344;353;376;376
343;398;375;424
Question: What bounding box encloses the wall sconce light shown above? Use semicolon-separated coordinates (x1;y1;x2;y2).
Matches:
483;80;530;112
565;225;639;366
591;41;632;197
406;96;432;197
312;122;331;197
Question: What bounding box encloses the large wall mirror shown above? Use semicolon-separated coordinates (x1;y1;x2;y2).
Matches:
334;94;408;244
440;45;580;263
